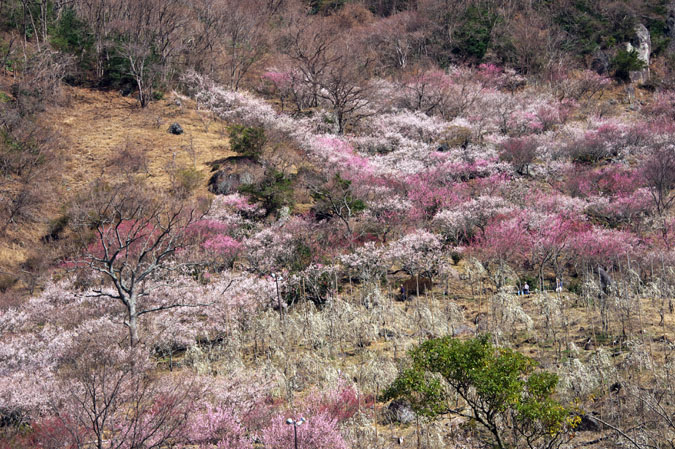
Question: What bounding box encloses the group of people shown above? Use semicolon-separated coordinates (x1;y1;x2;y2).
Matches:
398;277;565;299
517;278;564;295
517;283;530;295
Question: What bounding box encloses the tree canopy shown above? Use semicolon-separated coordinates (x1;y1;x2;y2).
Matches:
383;335;578;449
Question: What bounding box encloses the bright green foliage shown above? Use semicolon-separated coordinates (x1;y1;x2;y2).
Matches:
516;372;572;441
382;335;575;449
228;124;266;161
383;368;446;418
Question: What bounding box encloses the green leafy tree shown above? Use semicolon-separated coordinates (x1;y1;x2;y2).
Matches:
228;124;267;161
453;6;499;61
50;8;93;63
611;48;646;82
382;335;576;449
238;169;293;216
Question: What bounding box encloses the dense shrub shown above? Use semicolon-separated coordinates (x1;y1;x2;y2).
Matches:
228;124;267;161
553;0;636;57
452;6;499;62
499;136;537;175
383;335;576;449
238;169;293;216
611;48;646;82
564;126;622;164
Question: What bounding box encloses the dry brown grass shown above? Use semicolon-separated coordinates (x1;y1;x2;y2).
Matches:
1;86;234;274
43;86;234;195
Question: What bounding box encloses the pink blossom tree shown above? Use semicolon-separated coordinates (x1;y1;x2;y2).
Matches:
498;136;538;175
473;213;531;287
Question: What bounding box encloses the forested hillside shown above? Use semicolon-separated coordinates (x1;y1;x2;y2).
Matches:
1;1;675;448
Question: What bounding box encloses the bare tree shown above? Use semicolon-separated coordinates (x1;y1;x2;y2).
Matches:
72;0;123;82
189;0;270;90
367;12;426;71
314;33;375;134
0;105;60;238
280;15;341;109
116;0;187;107
307;173;366;238
69;183;206;346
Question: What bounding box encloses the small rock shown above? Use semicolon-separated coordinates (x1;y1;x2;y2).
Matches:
168;123;184;135
452;324;475;337
584;338;594;350
379;328;397;339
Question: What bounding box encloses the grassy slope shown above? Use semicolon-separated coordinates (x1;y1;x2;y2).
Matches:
1;86;234;275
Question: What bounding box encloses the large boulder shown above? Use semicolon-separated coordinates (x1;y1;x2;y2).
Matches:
626;24;651;83
591;50;610;75
207;157;265;195
385;399;416;424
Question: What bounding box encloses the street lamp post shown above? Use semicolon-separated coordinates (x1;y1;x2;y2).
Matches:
285;416;306;449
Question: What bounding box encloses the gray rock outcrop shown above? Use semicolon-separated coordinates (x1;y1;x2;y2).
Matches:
386;399;416;424
207;157;265;195
626;24;651;83
591;50;610;75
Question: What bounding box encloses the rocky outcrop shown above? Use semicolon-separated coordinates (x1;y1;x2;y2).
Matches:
385;399;416;424
207;157;265;195
626;24;651;83
591;50;610;75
